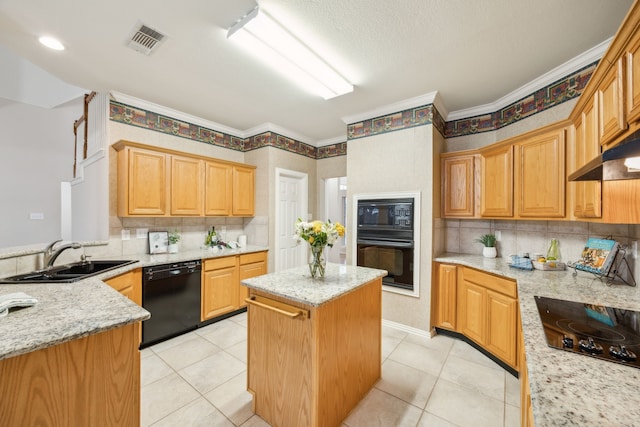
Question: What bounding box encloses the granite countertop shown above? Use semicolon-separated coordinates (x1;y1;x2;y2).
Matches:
241;263;387;307
0;245;268;361
435;253;640;427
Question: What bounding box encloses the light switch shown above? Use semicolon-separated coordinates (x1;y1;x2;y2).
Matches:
136;228;148;239
495;231;502;241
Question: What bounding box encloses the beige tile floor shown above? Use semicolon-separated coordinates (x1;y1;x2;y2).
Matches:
141;312;520;427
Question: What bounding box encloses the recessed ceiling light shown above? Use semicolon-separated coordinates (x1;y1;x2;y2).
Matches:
38;36;65;51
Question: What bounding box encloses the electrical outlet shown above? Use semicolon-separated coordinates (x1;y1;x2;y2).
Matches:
122;230;130;241
495;231;502;242
136;228;148;239
29;212;44;220
632;241;638;259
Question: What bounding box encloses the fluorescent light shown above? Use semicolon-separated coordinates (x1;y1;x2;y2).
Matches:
38;36;65;51
624;156;640;171
228;6;353;99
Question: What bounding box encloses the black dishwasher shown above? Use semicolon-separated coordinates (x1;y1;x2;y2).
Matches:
141;260;201;348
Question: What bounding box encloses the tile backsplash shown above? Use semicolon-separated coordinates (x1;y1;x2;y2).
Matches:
445;219;639;284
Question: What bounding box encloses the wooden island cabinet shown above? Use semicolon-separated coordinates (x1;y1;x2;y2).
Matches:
241;264;386;427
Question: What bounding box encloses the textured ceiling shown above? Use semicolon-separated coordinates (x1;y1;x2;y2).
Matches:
0;0;634;143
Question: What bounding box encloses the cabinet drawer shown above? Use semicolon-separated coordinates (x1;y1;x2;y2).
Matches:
240;251;267;265
460;266;516;298
204;256;237;271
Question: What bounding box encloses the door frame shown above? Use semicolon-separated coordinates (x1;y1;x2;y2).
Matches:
274;168;308;272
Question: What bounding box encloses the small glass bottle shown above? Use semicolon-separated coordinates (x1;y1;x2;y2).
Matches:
547;238;559;261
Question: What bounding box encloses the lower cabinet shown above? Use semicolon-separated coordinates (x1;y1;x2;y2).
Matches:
457;266;519;369
519;318;535;427
201;251;268;321
431;263;457;330
0;323;141;426
434;263;519;370
105;268;142;306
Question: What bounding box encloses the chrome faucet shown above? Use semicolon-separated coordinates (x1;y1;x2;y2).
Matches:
43;240;82;268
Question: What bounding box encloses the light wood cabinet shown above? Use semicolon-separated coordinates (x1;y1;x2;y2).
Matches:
105;268;142;306
441;154;478;217
480;144;514;217
519;317;535;427
205;161;232;215
117;146;167;216
114;141;255;218
247;276;381;427
202;256;239;321
457;266;518;369
232;165;256;216
515;127;565;218
626;31;640;123
201;251;268;321
432;263;457;330
239;251;267;308
572;99;602;218
598;57;627;146
0;323;141;426
170;155;203;216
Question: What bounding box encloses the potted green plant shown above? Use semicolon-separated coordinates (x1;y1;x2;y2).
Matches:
168;230;180;253
476;233;497;258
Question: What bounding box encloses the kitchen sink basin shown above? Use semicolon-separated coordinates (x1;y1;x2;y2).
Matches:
0;260;138;284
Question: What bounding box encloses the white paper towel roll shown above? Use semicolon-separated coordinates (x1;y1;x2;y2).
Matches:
238;235;247;248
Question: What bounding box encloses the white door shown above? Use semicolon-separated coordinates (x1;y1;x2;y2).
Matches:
275;169;308;272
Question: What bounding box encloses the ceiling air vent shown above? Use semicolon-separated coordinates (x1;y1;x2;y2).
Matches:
127;23;166;55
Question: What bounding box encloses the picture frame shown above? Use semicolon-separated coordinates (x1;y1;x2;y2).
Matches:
148;231;169;254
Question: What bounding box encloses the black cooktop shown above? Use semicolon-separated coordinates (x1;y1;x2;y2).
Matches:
534;296;640;369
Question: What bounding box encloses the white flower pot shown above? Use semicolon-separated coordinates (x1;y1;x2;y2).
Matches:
168;243;179;254
482;246;497;258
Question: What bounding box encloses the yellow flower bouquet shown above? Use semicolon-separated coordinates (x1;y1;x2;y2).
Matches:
295;218;345;278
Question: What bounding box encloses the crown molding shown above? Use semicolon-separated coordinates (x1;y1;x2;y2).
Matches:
446;37;612;121
341;91;439;125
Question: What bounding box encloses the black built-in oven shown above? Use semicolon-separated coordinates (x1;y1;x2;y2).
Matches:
356;198;414;291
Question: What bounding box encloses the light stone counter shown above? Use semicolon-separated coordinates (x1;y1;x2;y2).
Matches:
241;263;387;307
0;245;268;361
435;253;640;427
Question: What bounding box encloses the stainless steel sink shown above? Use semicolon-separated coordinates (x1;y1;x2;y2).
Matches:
0;260;138;284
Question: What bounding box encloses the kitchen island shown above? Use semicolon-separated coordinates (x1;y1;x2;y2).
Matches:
241;263;387;427
435;253;640;427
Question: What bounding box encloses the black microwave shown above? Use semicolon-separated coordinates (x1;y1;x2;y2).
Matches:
357;198;414;234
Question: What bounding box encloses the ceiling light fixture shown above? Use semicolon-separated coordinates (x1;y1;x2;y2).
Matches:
227;5;353;100
38;35;65;51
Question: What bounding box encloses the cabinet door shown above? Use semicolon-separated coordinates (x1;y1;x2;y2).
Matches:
573;101;602;218
122;147;167;216
516;128;565;218
170;155;203;216
442;155;475;217
104;268;142;306
598;57;627;146
433;263;457;330
457;278;486;345
202;257;239;320
485;290;518;367
480;145;513;217
204;161;232;216
232;165;255;216
239;252;268;308
627;33;640;123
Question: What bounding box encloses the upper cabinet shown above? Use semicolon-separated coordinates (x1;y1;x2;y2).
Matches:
114;141;255;217
480;144;514;217
626;31;640;123
515;126;566;218
598;57;627;146
441;153;478;217
572;98;602;218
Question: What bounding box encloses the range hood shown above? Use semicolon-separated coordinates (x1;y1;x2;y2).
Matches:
569;130;640;181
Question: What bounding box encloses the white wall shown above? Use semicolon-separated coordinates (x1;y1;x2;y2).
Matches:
0;98;81;247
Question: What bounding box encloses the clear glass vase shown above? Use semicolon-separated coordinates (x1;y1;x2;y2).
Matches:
309;245;327;278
